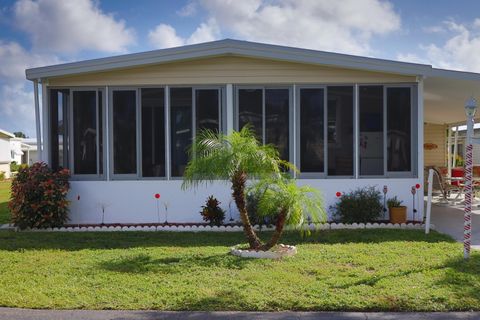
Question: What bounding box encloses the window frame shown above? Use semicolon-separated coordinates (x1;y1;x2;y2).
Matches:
169;85;225;179
295;85;328;179
48;87;71;171
235;85;294;163
384;84;417;178
357;83;418;179
69;87;105;180
139;86;168;180
108;87;140;180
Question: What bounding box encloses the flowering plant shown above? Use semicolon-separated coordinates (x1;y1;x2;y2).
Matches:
9;162;70;229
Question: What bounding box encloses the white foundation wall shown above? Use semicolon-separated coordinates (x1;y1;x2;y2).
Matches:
67;178;424;225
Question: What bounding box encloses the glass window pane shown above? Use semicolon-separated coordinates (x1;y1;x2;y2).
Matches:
328;86;354;176
98;91;103;175
238;89;262;141
49;89;69;171
170;88;192;177
387;87;411;172
72;91;97;174
196;89;220;133
112;90;137;174
265;89;290;161
142;88;165;177
300;88;324;172
359;86;384;176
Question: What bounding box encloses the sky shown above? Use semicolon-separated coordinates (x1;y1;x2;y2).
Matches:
2;0;480;137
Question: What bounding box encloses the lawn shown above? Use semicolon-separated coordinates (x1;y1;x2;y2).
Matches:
0;180;11;224
0;229;479;311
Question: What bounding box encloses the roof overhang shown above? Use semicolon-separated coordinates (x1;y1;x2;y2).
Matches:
26;39;434;80
0;129;15;139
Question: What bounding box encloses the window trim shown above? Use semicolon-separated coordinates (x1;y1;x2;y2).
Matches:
69;87;105;180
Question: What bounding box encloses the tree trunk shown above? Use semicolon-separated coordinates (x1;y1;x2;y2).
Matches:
231;171;262;249
260;210;287;251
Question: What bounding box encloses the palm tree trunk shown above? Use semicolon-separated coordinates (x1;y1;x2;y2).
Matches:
260;210;287;251
231;171;262;249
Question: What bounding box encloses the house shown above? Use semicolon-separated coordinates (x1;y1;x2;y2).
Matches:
0;129;15;179
24;39;480;224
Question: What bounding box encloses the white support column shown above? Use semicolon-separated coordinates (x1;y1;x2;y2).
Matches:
453;127;459;168
226;84;234;134
41;81;49;164
447;125;452;177
33;80;42;162
354;84;359;179
105;86;110;181
165;85;171;179
417;77;424;219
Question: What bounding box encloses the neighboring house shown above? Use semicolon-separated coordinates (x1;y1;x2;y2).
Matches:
10;138;37;165
24;39;480;224
0;129;15;178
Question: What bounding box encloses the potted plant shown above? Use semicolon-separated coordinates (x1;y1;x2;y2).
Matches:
387;196;407;224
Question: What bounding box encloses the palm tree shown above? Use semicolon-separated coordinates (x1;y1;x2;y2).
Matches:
182;126;293;249
249;177;327;251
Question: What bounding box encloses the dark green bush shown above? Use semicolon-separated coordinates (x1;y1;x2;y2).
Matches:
9;162;70;229
200;195;225;226
331;186;383;223
246;189;277;226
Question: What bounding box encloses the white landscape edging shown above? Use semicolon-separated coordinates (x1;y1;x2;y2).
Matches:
230;244;297;259
15;222;432;232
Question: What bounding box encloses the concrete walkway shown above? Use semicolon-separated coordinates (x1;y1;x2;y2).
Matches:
431;203;480;249
0;309;479;320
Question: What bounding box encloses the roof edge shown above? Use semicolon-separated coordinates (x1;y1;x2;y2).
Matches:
26;39;435;80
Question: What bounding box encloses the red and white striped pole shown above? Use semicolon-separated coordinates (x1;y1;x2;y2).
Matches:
464;97;477;260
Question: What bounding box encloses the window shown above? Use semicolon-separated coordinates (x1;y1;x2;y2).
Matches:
112;90;137;175
72;91;99;175
170;87;223;177
359;86;384;176
238;89;262;139
299;88;325;173
328;87;354;176
141;88;165;177
196;89;220;133
238;87;290;161
170;88;193;177
387;87;412;172
49;89;69;171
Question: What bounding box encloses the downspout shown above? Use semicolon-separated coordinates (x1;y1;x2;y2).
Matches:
33;79;42;162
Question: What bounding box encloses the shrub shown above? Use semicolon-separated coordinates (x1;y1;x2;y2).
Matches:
331;186;383;223
0;171;5;181
387;196;403;208
9;162;70;229
200;195;225;226
246;189;277;226
10;161;27;173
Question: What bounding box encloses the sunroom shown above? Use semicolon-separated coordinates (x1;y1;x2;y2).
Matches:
25;39;480;224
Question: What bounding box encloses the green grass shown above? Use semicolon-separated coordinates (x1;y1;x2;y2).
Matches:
0;180;11;224
0;229;479;311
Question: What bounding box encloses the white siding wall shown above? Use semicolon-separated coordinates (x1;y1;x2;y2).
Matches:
0;138;11;178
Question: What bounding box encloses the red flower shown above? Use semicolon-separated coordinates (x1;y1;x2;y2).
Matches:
155;193;161;199
336;192;342;197
415;183;421;189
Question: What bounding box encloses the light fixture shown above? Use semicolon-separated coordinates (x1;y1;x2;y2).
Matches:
465;96;478;118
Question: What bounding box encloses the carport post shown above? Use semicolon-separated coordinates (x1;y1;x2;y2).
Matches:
464;97;478;259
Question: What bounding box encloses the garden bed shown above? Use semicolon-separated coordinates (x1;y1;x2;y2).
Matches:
0;229;478;311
